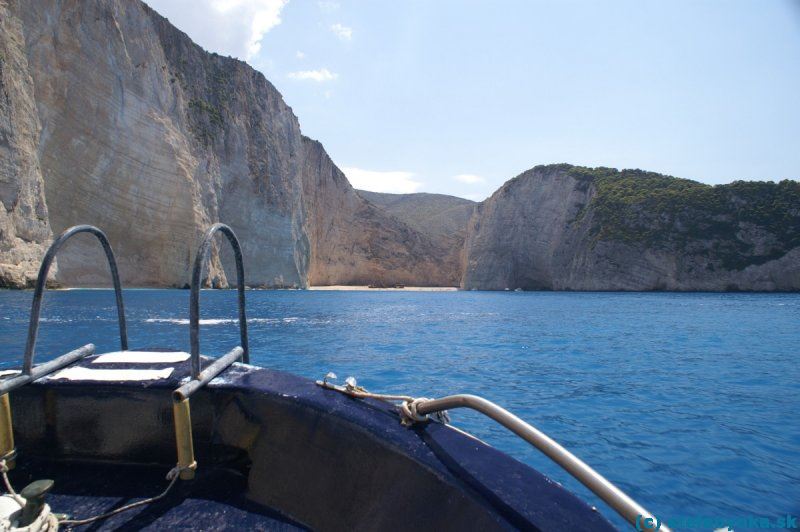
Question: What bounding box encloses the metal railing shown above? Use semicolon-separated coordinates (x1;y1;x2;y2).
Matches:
172;223;249;479
0;224;129;466
188;223;249;378
0;224;127;395
175;222;250;400
24;225;127;374
412;395;670;531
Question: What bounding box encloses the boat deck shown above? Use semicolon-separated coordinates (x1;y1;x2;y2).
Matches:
10;460;304;530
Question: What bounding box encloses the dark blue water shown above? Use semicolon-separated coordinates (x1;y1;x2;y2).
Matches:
1;289;798;528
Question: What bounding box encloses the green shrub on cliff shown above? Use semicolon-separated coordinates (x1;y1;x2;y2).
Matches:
562;165;800;270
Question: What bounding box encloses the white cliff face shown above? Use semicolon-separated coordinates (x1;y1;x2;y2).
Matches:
0;0;454;288
12;0;304;287
462;166;595;290
300;138;457;287
462;165;800;291
0;0;53;287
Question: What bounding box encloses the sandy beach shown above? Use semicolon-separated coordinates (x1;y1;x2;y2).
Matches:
308;285;458;291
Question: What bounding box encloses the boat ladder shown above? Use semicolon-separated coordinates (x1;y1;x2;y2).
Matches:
0;225;128;467
171;223;250;479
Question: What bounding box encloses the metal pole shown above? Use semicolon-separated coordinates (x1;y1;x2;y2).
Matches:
0;344;95;395
172;398;197;480
189;223;249;379
173;347;243;401
0;394;16;466
415;394;669;531
23;225;127;375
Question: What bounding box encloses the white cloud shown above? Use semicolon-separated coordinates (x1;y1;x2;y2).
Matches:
452;173;486;184
295;50;305;59
318;1;340;12
342;167;422;194
287;68;338;81
330;23;353;41
145;0;287;60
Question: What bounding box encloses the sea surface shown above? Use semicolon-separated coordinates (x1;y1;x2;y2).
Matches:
0;289;798;529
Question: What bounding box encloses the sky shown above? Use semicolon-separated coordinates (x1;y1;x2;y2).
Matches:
145;0;800;201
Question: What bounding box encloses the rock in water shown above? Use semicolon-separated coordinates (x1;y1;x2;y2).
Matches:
462;164;800;291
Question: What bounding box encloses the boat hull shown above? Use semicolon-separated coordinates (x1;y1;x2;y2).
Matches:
7;353;615;531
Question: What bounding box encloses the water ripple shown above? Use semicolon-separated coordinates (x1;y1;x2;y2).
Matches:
0;289;798;528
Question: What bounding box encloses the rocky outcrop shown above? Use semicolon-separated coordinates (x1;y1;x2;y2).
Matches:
0;0;453;288
0;0;53;287
462;164;800;291
300;139;456;286
357;190;475;285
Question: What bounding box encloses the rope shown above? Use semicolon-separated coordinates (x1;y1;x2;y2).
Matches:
398;398;432;425
58;465;190;529
30;504;59;531
316;376;445;426
1;459;191;529
0;459;25;505
338;383;415;403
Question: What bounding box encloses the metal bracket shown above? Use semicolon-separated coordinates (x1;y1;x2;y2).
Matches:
172;398;198;480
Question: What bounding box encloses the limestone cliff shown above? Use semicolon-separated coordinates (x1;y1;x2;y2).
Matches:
0;0;452;288
357;190;475;286
462;164;800;291
0;1;53;287
300;139;456;286
2;0;798;292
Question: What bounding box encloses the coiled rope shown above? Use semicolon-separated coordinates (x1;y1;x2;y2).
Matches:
398;397;435;424
1;459;59;531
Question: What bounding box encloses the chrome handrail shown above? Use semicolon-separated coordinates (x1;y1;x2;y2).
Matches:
172;223;248;480
413;395;670;531
23;225;127;375
188;223;249;381
0;224;126;396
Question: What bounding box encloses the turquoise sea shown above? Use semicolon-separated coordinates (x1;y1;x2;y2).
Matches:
0;289;798;529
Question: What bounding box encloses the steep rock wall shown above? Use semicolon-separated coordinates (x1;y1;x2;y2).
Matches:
0;0;450;288
462;165;800;291
301;138;456;286
0;0;53;287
